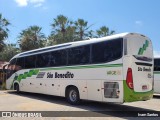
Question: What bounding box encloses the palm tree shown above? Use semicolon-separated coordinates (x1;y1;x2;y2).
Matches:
0;13;10;51
18;26;46;51
87;30;95;38
75;19;92;40
46;34;57;46
51;15;73;44
96;26;115;37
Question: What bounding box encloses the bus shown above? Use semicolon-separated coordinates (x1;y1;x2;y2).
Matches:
154;57;160;94
5;33;154;104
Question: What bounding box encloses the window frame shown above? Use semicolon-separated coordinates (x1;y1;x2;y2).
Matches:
13;38;123;69
90;38;123;64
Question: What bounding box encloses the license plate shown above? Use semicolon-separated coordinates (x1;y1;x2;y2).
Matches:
142;85;148;90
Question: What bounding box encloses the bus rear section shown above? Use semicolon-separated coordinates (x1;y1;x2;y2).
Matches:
123;33;153;102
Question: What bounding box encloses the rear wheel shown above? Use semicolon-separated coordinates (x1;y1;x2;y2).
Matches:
66;87;80;105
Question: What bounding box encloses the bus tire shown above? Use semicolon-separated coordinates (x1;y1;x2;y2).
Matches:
14;83;20;93
66;87;80;105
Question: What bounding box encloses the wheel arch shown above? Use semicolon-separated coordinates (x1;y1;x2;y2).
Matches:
65;85;79;98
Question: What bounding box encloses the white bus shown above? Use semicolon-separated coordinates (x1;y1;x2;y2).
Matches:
5;33;154;104
154;57;160;94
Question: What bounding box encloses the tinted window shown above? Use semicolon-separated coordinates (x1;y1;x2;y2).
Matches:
16;57;25;69
50;50;67;67
68;45;90;65
25;55;36;69
36;52;51;68
7;58;17;79
91;38;123;63
10;58;16;65
9;58;17;70
154;59;160;71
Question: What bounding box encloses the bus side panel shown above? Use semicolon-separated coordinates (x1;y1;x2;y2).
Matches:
154;72;160;94
77;80;87;100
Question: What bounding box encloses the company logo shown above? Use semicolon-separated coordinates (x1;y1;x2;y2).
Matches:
1;112;42;118
138;40;149;55
47;71;74;78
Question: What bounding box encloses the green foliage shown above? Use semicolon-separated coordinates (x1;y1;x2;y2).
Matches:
50;15;75;44
0;44;20;61
18;26;46;52
74;19;93;40
0;13;10;51
48;15;115;46
0;14;116;54
96;26;115;37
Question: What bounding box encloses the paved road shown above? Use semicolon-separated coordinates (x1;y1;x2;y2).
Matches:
0;90;160;120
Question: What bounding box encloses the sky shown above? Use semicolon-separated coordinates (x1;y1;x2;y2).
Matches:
0;0;160;57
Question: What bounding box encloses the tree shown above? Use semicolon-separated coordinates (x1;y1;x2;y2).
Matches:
18;26;46;51
96;26;115;37
49;15;116;45
46;34;57;46
0;13;10;51
87;30;95;38
0;44;20;61
51;15;73;44
74;19;92;40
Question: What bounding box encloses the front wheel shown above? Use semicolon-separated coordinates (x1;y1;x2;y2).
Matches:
66;87;80;105
14;83;20;93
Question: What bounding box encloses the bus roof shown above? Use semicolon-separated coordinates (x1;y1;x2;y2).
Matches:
11;32;147;60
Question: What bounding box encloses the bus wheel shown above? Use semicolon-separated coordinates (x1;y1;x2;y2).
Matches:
66;87;80;105
14;83;20;93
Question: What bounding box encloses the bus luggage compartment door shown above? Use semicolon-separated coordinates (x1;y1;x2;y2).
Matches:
102;80;123;103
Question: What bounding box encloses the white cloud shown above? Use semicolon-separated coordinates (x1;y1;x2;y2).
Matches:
29;0;45;3
14;0;45;7
135;20;143;26
14;0;28;7
154;51;160;57
34;3;42;7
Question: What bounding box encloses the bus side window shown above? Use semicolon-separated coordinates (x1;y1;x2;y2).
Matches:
91;38;123;64
36;52;51;68
154;59;160;71
50;50;67;67
68;45;90;65
16;57;25;70
25;55;36;69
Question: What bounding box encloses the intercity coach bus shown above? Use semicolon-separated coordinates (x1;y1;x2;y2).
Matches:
5;33;154;104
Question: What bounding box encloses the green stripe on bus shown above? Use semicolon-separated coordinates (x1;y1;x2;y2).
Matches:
10;69;40;89
40;63;123;71
123;80;153;102
10;64;122;89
